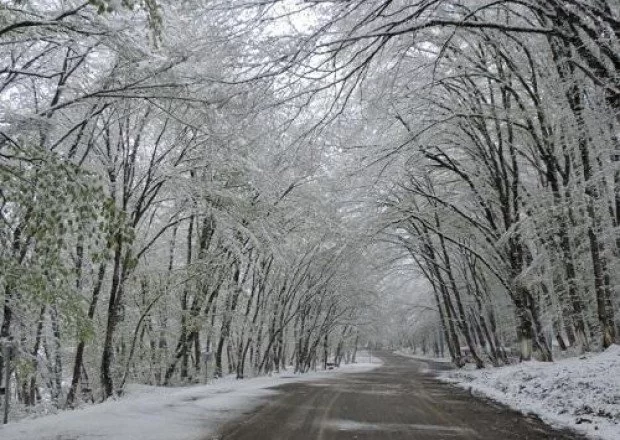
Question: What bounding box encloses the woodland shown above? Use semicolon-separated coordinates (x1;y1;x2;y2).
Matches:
0;0;619;422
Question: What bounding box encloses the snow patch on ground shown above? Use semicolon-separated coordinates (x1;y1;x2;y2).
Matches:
0;356;381;440
440;345;620;440
394;349;452;364
325;419;474;434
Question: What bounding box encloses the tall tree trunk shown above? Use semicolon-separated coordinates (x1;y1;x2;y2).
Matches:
551;37;617;348
100;239;125;399
49;306;63;405
67;263;106;407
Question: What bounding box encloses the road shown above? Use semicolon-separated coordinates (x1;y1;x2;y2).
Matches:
211;352;582;440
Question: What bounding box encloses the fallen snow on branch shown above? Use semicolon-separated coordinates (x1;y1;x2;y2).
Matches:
440;345;620;440
0;356;381;440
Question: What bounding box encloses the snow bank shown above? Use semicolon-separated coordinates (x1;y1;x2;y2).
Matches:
441;345;620;440
0;357;381;440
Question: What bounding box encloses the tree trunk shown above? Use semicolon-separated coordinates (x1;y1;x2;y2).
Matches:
67;263;106;407
100;240;125;399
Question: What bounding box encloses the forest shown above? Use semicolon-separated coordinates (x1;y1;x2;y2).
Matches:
1;0;618;424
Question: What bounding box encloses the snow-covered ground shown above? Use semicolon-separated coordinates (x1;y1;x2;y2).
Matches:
440;345;620;440
394;348;452;363
0;354;381;440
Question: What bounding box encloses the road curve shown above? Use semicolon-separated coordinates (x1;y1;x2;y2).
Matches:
210;352;582;440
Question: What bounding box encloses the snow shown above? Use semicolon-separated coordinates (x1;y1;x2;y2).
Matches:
0;356;381;440
394;349;452;363
440;345;620;440
325;419;474;434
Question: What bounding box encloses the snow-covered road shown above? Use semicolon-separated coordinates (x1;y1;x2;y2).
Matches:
4;349;618;440
214;352;581;440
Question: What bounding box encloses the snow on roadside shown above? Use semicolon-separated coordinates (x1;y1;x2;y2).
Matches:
394;348;452;364
440;345;620;440
0;356;381;440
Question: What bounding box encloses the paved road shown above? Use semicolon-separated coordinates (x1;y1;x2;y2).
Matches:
212;352;582;440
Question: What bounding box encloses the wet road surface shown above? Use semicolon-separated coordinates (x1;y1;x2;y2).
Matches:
212;352;582;440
